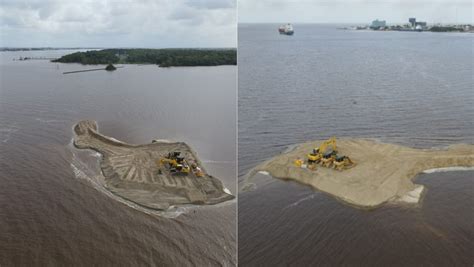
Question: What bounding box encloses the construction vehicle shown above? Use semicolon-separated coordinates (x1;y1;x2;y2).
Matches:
306;136;337;164
191;163;204;177
160;152;180;167
319;136;337;155
333;155;356;171
306;137;337;164
294;158;304;167
306;137;356;170
307;149;320;164
159;151;190;175
320;151;336;168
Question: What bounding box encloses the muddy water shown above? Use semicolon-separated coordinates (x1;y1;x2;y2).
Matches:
238;24;473;266
239;170;474;266
0;50;236;265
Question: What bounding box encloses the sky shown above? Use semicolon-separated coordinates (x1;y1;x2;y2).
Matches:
239;0;473;24
0;0;236;48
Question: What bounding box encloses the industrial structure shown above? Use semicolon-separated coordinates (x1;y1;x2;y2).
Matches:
370;19;386;29
408;17;427;31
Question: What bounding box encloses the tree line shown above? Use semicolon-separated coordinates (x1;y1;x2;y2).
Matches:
52;48;237;67
429;26;465;32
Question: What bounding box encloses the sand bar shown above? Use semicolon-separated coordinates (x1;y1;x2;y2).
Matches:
252;139;473;208
73;120;234;210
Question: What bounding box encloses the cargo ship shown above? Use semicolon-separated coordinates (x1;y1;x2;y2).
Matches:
278;23;294;35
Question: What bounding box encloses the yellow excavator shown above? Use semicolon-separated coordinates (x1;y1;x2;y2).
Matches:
307;136;337;164
306;137;355;170
159;151;190;174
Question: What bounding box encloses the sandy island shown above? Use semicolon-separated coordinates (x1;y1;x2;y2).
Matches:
73;120;234;210
250;139;473;208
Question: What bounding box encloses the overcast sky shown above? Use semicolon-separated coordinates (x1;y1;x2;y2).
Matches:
239;0;473;24
0;0;236;48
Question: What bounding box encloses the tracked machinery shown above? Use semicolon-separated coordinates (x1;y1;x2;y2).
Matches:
190;163;205;177
159;151;190;175
333;155;356;171
306;137;337;165
159;151;206;177
306;137;356;171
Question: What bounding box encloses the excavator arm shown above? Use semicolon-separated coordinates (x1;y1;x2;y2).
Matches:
319;136;337;154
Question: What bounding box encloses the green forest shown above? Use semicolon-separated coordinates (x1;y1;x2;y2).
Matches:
429;26;464;32
52;48;237;67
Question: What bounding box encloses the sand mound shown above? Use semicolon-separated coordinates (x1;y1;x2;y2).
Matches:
253;139;473;208
73;120;234;210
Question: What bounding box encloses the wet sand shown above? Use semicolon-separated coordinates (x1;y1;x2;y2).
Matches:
74;120;234;210
250;139;473;208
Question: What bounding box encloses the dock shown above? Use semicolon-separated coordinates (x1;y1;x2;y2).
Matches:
63;66;123;74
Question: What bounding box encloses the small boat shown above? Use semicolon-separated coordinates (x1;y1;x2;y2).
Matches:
278;23;294;35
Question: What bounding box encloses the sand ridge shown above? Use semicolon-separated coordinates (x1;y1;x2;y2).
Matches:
253;139;473;208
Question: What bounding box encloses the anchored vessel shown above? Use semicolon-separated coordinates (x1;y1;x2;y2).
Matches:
278;23;294;35
73;120;234;210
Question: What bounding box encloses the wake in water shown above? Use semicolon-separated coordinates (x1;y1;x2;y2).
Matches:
35;117;65;125
283;193;317;211
423;167;474;173
0;125;19;143
202;159;236;164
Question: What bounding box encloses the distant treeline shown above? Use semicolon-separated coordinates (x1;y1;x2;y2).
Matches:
52;48;237;67
1;47;100;52
429;26;464;32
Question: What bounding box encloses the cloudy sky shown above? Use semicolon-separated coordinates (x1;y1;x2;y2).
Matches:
0;0;236;48
239;0;472;24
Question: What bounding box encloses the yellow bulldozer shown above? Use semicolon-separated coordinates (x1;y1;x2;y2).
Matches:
159;151;190;175
333;155;356;171
306;137;355;170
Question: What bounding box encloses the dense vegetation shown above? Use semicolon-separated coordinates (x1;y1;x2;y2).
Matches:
52;48;237;67
429;26;463;32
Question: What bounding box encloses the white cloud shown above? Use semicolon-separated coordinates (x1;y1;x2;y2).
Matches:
238;0;473;23
0;0;236;47
185;0;236;9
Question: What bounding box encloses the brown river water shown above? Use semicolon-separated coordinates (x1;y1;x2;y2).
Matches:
0;50;236;266
238;24;473;266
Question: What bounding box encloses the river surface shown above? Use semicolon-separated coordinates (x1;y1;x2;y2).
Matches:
0;50;236;266
238;24;473;266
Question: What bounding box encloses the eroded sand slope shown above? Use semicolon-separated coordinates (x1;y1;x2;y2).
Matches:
73;120;234;210
254;139;473;208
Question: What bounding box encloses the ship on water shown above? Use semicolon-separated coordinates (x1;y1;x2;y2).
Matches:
278;23;294;35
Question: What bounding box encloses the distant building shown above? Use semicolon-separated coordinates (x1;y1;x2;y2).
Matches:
415;21;427;27
370;19;386;29
409;18;416;27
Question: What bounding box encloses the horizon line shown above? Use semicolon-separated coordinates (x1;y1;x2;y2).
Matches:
238;21;474;25
0;46;237;49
